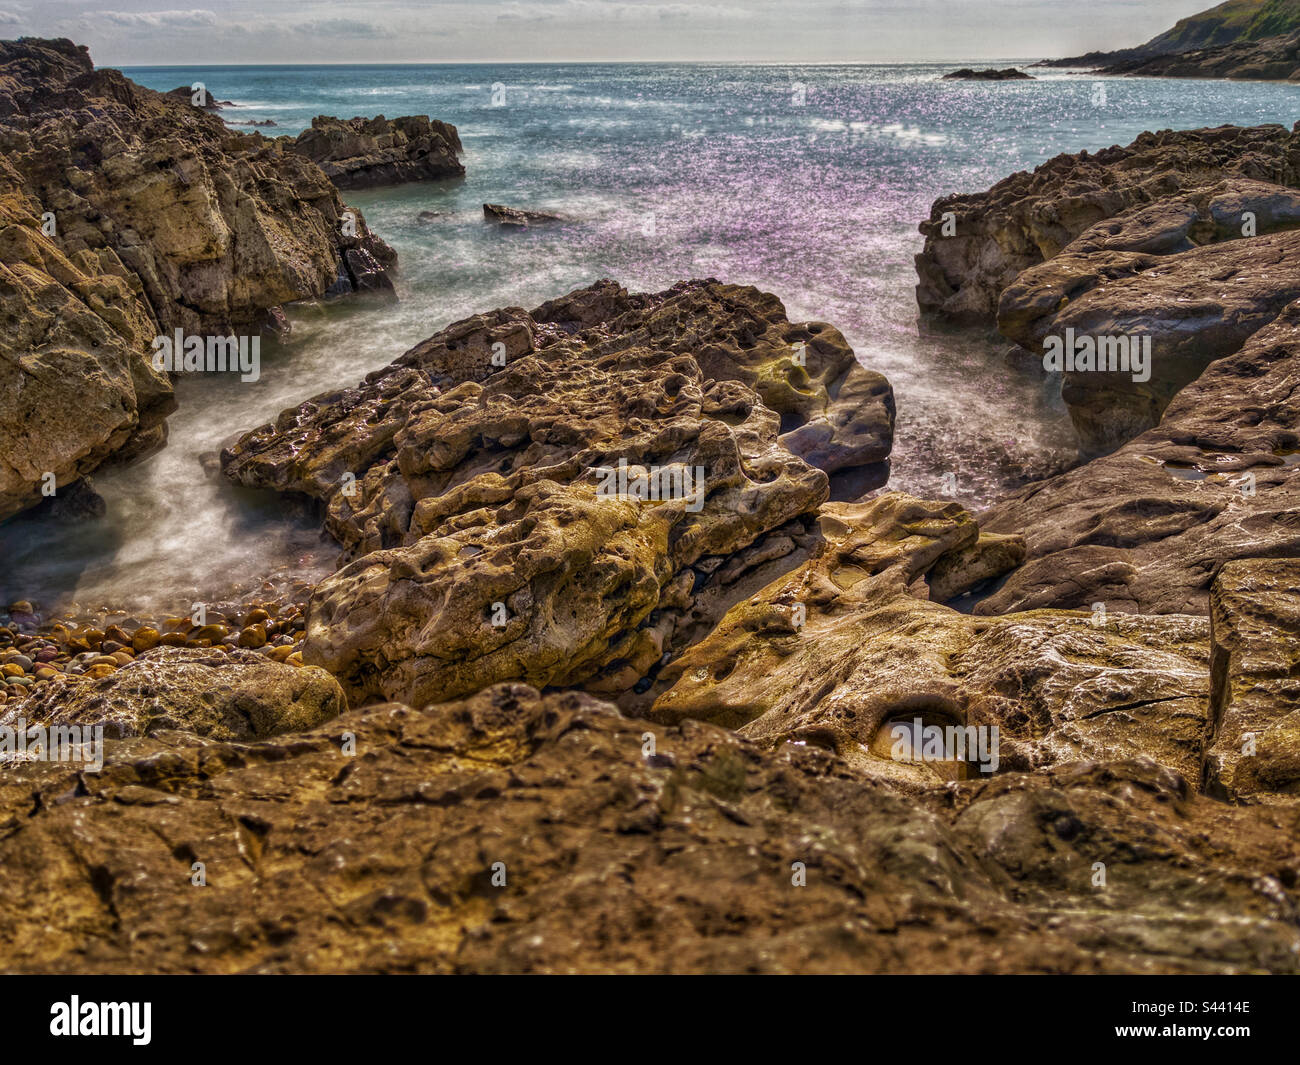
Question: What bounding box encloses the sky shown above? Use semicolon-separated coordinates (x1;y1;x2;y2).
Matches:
0;0;1217;64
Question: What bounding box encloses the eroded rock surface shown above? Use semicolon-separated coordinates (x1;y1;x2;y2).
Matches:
0;682;1296;973
653;493;1213;791
1205;558;1300;802
284;115;464;189
223;280;893;707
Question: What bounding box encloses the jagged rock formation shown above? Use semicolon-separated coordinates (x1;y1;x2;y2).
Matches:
283;115;464;190
1206;558;1300;800
0;681;1296;973
915;123;1300;328
4;646;344;740
222;280;894;708
0;37;396;521
977;298;1300;617
996;179;1300;452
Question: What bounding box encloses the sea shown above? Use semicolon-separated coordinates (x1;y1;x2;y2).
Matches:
4;62;1299;613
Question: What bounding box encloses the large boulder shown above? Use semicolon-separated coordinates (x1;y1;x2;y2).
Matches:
0;682;1295;973
223;280;894;706
0;181;175;519
284;115;464;189
2;646;344;740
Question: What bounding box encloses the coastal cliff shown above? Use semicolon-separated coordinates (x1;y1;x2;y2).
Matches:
0;37;396;522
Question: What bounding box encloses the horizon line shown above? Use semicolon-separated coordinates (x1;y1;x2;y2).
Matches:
103;57;1057;69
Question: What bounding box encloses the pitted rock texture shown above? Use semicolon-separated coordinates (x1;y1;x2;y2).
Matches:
915;122;1300;327
284;115;464;189
0;682;1296;974
653;493;1214;793
3;646;344;740
222;280;894;705
978;298;1300;618
0;37;396;520
1205;558;1300;803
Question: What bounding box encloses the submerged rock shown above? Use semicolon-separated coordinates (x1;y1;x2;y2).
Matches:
284;115;464;190
941;68;1034;80
483;203;566;227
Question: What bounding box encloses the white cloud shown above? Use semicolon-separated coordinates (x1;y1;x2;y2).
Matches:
90;9;219;30
287;17;396;38
497;0;753;23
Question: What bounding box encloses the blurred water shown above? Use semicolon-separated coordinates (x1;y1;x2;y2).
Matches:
4;63;1299;613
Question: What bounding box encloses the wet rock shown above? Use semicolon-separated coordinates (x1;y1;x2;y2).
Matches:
978;298;1300;617
483;203;566;227
283;114;463;190
37;478;107;524
3;645;344;740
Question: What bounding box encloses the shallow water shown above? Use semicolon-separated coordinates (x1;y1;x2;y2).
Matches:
5;62;1300;613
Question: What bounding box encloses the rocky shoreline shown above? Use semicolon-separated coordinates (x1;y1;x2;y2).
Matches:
1;36;1298;974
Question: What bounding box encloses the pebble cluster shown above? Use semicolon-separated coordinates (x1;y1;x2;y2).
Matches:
0;599;310;706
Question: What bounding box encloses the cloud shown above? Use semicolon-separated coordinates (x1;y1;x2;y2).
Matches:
497;0;753;23
89;9;219;30
0;9;24;25
286;17;396;38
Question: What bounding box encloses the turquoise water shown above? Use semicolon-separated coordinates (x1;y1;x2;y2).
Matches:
5;63;1300;613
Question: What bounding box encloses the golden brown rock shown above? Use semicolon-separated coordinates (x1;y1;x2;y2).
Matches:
0;683;1294;973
